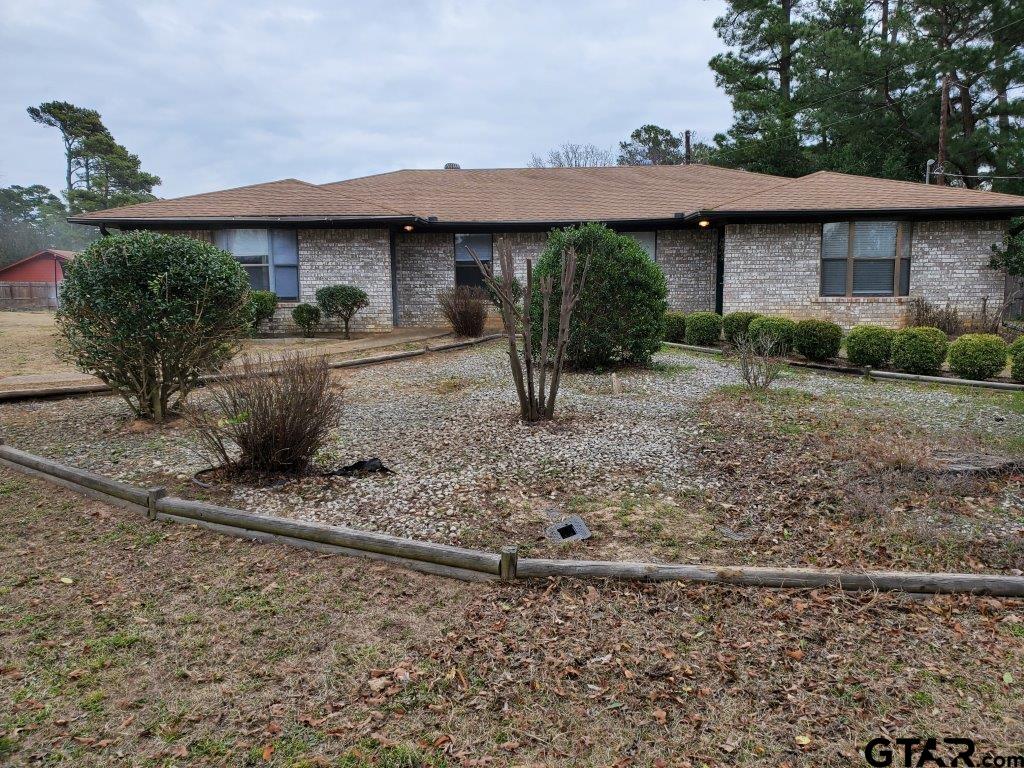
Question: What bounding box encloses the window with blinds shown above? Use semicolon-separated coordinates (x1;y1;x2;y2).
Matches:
819;221;911;297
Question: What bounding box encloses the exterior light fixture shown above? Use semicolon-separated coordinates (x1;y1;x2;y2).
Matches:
698;219;710;228
403;224;414;232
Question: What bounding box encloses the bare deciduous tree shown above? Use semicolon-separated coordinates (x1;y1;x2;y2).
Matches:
528;142;615;168
465;238;589;422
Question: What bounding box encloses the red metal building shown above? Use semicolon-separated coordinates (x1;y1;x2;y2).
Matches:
0;249;75;283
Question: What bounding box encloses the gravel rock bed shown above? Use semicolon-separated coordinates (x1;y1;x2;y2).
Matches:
2;343;1023;553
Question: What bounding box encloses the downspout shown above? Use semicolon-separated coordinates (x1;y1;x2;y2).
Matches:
389;227;400;328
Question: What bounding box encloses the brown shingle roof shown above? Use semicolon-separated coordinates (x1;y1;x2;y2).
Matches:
69;165;1024;226
321;164;783;222
69;178;408;222
706;170;1024;214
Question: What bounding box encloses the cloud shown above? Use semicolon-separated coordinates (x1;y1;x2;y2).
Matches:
0;0;731;198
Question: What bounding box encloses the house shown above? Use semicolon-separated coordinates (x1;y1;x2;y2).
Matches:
68;165;1024;333
0;249;76;309
0;248;75;283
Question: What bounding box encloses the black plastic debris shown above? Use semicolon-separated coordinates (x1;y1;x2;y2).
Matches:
328;457;392;476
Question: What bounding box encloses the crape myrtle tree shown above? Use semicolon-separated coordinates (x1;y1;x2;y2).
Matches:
57;231;251;421
464;237;590;423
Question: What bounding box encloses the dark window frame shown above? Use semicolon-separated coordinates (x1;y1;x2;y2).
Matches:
214;228;300;301
454;233;493;289
819;221;912;298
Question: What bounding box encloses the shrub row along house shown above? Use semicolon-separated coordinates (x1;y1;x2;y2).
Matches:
69;165;1024;333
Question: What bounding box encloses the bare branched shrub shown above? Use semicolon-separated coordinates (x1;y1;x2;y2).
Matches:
735;333;784;390
465;238;590;423
185;353;342;475
437;286;488;337
909;298;964;336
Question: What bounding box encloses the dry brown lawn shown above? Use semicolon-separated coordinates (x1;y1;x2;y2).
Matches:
0;310;447;387
0;312;72;378
2;467;1022;767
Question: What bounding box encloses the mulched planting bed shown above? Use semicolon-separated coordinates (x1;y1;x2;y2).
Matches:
1;343;1022;574
2;470;1022;767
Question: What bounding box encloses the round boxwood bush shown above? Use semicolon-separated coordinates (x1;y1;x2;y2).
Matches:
844;325;894;368
722;311;761;344
1012;350;1024;383
56;230;250;421
663;311;686;343
291;303;322;338
793;318;842;361
249;290;278;333
684;311;722;347
1008;335;1024;361
747;315;797;354
531;222;667;369
947;333;1009;380
890;326;949;375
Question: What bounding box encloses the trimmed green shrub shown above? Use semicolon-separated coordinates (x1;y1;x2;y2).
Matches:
1008;335;1024;361
249;290;278;333
664;311;686;343
315;284;369;339
531;222;667;369
747;315;796;354
947;333;1009;380
291;303;321;338
1012;350;1024;383
844;325;895;368
793;319;842;361
56;231;250;421
722;311;761;344
684;312;722;346
890;326;949;375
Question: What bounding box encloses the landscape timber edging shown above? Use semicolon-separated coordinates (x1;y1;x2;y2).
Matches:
2;441;1023;597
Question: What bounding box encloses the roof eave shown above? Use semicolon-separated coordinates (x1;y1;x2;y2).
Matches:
690;206;1024;224
66;214;422;228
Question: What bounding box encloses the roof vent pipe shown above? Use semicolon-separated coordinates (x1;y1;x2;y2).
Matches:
444;162;461;169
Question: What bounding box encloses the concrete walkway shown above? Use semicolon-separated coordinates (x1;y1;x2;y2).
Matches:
0;327;451;394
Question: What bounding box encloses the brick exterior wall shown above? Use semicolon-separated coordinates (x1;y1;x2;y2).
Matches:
656;229;716;312
722;220;1010;329
908;220;1008;316
281;228;393;333
496;232;549;283
394;232;454;326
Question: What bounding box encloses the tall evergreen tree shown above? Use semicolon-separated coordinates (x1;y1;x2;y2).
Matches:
27;101;161;213
709;0;1024;187
709;0;812;176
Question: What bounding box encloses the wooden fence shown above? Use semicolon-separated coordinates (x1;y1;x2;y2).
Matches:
2;441;1023;596
0;281;58;309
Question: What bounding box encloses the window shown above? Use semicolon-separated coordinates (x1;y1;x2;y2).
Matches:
820;221;911;297
214;228;299;300
624;231;657;261
454;233;492;288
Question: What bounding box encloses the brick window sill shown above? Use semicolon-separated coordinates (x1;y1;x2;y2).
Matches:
812;296;910;304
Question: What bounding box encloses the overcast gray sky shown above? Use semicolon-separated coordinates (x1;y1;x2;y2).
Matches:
0;0;731;199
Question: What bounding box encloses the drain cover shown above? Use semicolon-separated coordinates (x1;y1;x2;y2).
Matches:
546;514;591;543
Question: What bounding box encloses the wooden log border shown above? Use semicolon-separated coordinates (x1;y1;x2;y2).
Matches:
0;334;503;404
2;441;1023;597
